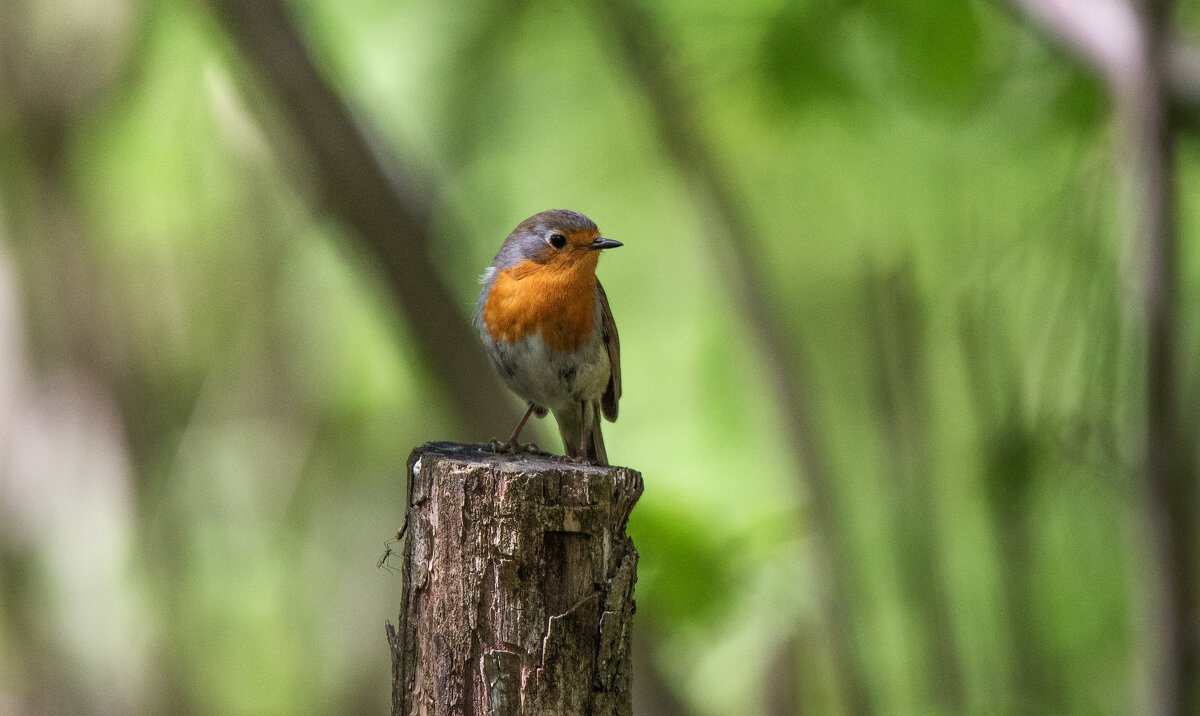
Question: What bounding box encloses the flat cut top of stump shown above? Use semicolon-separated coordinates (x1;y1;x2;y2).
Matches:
411;441;634;474
407;442;643;522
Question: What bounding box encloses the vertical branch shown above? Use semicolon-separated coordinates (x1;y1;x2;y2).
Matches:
631;626;692;716
956;296;1063;710
1000;0;1196;711
1122;2;1197;712
590;0;874;711
864;261;967;712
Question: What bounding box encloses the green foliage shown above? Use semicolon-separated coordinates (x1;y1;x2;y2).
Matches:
759;2;857;106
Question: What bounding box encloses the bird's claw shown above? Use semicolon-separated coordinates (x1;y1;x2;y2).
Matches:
487;438;540;455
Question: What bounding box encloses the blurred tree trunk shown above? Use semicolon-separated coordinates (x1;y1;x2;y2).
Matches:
387;443;642;715
1001;0;1197;712
207;0;513;439
1124;1;1197;709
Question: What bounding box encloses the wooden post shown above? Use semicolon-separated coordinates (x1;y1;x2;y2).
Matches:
386;442;643;715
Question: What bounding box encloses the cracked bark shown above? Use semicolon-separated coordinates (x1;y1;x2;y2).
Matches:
387;443;642;715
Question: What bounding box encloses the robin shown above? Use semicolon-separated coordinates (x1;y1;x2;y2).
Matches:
475;210;622;465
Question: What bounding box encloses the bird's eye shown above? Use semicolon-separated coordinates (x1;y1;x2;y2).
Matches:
549;233;567;249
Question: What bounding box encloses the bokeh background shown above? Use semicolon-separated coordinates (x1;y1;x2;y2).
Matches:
2;0;1199;713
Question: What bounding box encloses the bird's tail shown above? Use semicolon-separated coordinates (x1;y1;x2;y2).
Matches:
586;401;607;466
557;401;608;466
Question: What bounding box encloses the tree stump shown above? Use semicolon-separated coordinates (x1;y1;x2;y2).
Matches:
386;442;643;715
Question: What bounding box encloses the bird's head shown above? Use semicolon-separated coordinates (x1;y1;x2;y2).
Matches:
494;210;622;274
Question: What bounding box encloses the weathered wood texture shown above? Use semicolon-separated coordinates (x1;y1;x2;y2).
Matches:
387;442;643;716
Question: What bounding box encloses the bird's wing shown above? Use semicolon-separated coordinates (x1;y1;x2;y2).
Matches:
597;280;620;422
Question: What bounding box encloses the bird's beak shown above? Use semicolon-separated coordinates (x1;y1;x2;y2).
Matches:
589;237;623;250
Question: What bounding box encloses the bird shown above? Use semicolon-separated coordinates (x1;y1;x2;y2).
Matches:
475;209;622;466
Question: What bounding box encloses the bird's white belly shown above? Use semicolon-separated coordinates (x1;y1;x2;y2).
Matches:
482;331;609;413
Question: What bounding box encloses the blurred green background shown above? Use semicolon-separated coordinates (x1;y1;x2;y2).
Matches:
1;0;1197;713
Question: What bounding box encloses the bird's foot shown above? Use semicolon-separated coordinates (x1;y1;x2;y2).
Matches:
487;437;540;455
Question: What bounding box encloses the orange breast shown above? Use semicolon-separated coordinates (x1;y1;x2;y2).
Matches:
482;259;597;352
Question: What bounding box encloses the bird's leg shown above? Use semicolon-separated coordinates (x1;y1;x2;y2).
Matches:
496;402;537;453
573;400;590;464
